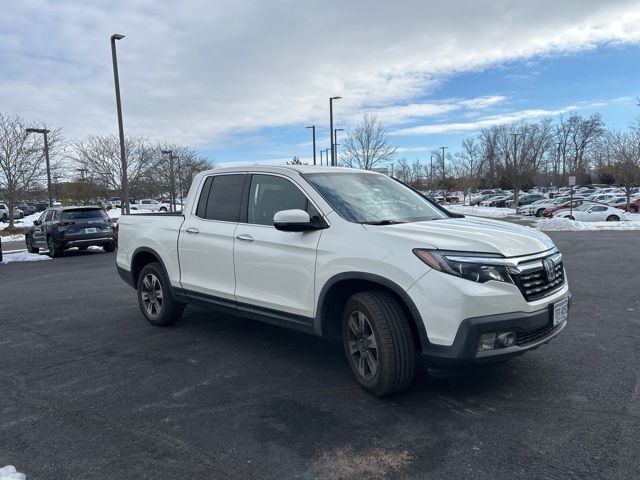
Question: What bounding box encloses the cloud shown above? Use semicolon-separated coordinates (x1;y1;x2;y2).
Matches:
392;107;576;135
1;0;640;148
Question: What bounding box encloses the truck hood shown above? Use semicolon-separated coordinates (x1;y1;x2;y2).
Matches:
363;217;555;257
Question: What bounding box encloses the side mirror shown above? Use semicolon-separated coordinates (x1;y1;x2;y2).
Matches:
33;220;41;226
273;209;324;232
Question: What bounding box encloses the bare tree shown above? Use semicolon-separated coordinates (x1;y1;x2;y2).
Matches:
71;135;160;199
0;112;63;229
395;158;411;183
453;138;484;203
288;156;303;165
340;113;397;170
603;124;640;209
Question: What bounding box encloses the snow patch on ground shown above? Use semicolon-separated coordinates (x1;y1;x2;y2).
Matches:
536;218;640;231
0;235;24;242
0;212;41;230
446;205;517;217
0;465;26;480
2;252;50;264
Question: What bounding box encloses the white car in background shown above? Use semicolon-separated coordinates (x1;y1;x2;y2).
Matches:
130;199;170;212
554;203;623;222
588;193;618;203
480;195;509;207
517;197;572;217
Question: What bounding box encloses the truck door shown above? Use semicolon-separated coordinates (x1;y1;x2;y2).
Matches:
233;174;322;321
178;173;246;303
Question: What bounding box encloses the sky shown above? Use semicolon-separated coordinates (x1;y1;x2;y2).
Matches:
1;0;640;167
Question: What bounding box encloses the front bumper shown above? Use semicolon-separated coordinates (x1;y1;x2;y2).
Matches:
419;302;568;367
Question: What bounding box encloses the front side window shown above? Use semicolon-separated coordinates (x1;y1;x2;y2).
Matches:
247;175;319;226
304;172;447;224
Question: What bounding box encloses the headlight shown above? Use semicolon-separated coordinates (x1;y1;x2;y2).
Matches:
413;249;513;284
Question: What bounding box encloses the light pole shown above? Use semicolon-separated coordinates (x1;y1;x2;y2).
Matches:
329;96;341;166
25;128;53;207
161;150;178;212
333;128;344;165
306;125;317;165
440;146;448;198
319;149;324;166
324;148;330;166
430;154;434;190
110;33;129;215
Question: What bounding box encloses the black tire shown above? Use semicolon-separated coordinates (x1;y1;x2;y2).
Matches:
47;236;63;258
136;263;184;326
342;291;416;396
103;243;116;253
25;235;39;254
159;207;168;212
535;208;545;217
630;206;638;214
606;215;619;222
567;216;575;220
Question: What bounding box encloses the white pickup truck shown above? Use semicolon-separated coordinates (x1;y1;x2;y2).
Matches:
117;165;570;396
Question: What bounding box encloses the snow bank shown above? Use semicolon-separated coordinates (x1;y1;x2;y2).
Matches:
0;465;26;480
446;205;517;217
1;252;50;264
0;212;41;231
536;218;640;231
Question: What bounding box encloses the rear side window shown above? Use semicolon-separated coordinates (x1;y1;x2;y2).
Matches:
196;174;245;222
62;209;108;220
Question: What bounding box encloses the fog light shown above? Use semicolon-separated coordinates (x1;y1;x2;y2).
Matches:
478;333;496;351
497;332;516;348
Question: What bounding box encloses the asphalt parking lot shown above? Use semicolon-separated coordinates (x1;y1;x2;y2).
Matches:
1;232;639;479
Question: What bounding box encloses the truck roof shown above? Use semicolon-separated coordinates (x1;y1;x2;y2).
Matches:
198;164;380;176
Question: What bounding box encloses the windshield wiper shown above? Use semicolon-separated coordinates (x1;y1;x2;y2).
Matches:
361;220;405;225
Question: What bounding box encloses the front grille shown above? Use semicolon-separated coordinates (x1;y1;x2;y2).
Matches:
512;262;564;301
516;322;555;346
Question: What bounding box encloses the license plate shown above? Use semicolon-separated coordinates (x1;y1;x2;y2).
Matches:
553;298;569;326
84;227;98;234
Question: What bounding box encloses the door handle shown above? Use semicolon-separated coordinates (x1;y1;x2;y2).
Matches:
236;233;254;242
185;227;199;234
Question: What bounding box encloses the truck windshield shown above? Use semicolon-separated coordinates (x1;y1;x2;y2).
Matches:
304;171;448;224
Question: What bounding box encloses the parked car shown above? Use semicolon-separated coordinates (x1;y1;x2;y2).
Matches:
25;206;117;257
116;165;570;396
553;203;623;222
130;199;170;212
514;193;545;207
479;195;509;207
518;197;571;217
616;198;640;214
542;198;593;218
34;202;49;212
16;204;36;216
493;196;515;208
0;203;24;222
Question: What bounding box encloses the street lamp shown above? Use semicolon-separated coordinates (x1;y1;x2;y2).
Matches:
440;146;448;198
306;125;316;165
161;150;180;212
25;128;53;207
333;128;344;165
329;96;342;166
319;149;324;166
323;148;330;166
110;33;129;215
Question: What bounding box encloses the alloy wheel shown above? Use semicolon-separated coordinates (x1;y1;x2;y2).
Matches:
347;310;379;380
140;273;164;319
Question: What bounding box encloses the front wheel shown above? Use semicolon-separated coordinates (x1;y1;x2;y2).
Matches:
536;208;545;217
630;206;638;213
25;235;39;254
137;263;184;326
342;291;416;396
606;215;619;222
159;207;168;212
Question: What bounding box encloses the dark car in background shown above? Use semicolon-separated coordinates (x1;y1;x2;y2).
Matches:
16;204;36;216
35;202;49;212
25;206;116;257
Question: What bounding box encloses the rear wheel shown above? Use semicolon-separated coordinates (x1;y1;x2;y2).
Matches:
103;243;116;253
137;263;184;326
606;215;619;222
47;236;62;258
159;207;168;212
536;208;545;217
342;291;416;396
630;205;638;213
